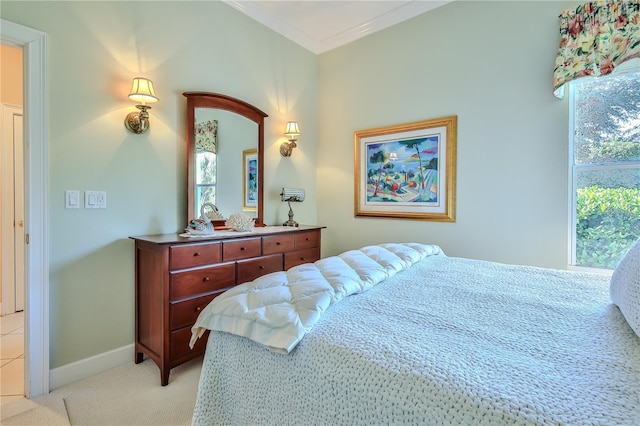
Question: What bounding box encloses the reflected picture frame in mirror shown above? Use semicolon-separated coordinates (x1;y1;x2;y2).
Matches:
184;92;268;226
242;148;258;212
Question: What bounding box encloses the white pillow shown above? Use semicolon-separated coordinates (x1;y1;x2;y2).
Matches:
610;238;640;338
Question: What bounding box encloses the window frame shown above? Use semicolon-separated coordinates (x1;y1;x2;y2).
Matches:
568;67;640;272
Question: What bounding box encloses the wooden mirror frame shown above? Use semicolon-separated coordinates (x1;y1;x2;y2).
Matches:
184;92;268;226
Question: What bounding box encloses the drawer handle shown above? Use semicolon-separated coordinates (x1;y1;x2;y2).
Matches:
276;242;281;245
193;252;200;257
203;277;210;282
305;238;310;241
300;257;306;261
195;306;202;312
259;266;265;270
240;247;245;251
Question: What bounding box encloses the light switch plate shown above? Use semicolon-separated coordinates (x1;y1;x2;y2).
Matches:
65;190;80;209
85;191;107;208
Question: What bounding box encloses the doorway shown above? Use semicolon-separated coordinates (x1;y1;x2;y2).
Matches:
1;76;26;403
1;19;50;399
2;104;26;316
1;102;25;401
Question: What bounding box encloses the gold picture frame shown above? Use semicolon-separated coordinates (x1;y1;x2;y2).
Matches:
354;116;457;222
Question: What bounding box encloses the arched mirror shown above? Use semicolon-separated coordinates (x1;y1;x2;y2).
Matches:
184;92;267;226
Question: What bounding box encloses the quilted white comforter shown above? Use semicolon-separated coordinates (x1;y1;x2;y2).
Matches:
190;243;442;353
191;244;640;425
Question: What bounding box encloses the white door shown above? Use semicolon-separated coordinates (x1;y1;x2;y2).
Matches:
1;104;24;314
14;108;25;311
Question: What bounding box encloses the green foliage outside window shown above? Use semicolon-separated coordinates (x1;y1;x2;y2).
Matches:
576;185;640;269
588;141;640;163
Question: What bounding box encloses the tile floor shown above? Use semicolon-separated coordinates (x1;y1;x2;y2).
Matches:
0;311;25;405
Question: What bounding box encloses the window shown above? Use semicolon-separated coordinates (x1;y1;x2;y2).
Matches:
569;71;640;270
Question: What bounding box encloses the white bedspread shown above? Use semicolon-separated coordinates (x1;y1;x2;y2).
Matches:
192;252;640;425
190;243;443;353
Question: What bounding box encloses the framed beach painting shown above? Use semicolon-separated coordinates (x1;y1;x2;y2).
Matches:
242;149;258;211
354;116;457;221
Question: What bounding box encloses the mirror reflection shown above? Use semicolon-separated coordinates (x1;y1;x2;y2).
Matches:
185;92;267;226
194;109;258;219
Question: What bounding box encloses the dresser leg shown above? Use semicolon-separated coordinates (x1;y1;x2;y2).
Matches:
161;369;170;386
135;351;144;364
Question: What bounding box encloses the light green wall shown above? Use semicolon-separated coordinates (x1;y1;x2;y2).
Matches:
1;1;318;368
317;0;582;268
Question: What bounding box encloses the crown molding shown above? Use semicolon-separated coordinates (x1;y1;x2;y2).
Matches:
224;0;320;53
224;0;453;55
316;1;452;54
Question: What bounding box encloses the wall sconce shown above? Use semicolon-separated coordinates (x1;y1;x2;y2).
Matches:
281;187;305;226
124;77;158;134
280;121;301;157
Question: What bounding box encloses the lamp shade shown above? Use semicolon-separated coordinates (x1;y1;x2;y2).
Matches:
281;187;305;202
284;121;301;137
128;77;159;104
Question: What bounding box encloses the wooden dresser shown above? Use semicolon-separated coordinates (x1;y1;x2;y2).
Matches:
130;225;324;385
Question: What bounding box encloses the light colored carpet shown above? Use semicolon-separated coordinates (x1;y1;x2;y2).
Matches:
1;396;69;425
1;356;202;425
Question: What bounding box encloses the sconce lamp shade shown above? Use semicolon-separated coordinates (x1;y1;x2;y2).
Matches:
125;77;158;134
280;121;301;157
128;77;159;105
284;121;301;138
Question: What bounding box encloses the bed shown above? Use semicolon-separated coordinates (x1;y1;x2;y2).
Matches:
189;242;640;425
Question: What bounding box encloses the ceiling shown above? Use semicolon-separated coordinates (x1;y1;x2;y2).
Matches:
223;0;454;54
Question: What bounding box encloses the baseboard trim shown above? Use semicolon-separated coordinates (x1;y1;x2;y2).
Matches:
49;344;134;390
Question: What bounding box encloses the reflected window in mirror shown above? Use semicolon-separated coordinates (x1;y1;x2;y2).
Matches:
194;111;218;215
195;151;217;214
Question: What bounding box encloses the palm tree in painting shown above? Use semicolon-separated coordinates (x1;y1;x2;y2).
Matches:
398;138;427;195
369;149;389;197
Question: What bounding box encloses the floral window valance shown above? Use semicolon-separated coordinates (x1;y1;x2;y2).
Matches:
195;119;218;154
554;0;640;98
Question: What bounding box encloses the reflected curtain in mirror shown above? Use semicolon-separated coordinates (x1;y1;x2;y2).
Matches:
196;117;218;154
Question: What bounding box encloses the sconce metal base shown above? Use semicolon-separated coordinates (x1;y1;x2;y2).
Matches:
280;140;297;157
125;105;151;134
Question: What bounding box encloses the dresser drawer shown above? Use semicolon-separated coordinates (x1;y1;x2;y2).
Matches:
295;231;320;249
170;263;235;300
236;254;283;284
171;327;208;364
170;293;220;330
223;238;261;261
285;247;320;270
262;234;295;255
170;242;221;270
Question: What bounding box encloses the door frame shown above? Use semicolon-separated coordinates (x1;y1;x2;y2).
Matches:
1;19;49;398
1;104;25;315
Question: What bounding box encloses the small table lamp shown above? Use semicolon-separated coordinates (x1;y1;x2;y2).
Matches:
281;188;305;227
